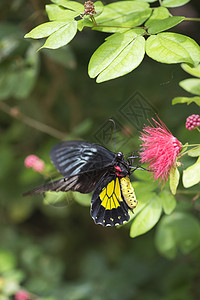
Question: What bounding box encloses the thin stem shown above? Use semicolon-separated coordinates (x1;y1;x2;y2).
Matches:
0;101;66;140
185;17;200;22
158;0;163;6
176;190;200;195
196;127;200;132
93;24;141;29
179;144;200;157
90;15;97;26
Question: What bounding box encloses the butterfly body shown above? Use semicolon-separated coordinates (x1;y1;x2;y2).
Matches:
24;141;138;226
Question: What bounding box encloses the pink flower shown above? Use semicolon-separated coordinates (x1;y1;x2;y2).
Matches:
15;290;30;300
24;155;45;173
140;118;182;183
185;114;200;130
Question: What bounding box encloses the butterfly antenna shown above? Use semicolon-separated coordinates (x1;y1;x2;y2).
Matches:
109;119;117;153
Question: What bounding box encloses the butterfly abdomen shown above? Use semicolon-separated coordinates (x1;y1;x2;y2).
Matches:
120;177;137;210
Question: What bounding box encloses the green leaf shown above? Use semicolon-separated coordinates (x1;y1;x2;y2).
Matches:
169;166;180;195
40;21;77;50
146;32;200;67
51;0;84;12
25;21;67;39
95;1;149;25
77;19;93;31
89;29;145;83
183;157;200;188
145;7;170;26
137;0;157;2
161;189;176;214
0;250;17;273
46;4;79;21
162;0;191;8
172;96;200;106
94;1;104;17
130;195;162;238
147;16;185;34
188;146;200;157
73;192;91;207
155;212;200;259
179;78;200;95
94;8;152;33
181;63;200;78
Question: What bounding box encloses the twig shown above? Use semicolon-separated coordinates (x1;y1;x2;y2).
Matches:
0;101;66;140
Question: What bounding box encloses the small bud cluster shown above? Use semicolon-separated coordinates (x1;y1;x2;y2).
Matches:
24;154;45;173
84;1;97;16
185;114;200;131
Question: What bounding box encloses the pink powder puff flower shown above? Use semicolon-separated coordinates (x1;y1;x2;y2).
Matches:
140;118;182;183
15;290;30;300
24;155;45;173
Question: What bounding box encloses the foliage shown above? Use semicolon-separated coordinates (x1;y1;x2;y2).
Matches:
0;0;200;299
25;0;200;82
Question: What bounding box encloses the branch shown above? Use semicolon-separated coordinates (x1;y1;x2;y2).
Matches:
0;101;66;140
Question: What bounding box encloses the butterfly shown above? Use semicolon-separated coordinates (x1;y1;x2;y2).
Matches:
24;140;138;226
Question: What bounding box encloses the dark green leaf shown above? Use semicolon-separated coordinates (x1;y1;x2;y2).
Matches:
146;32;200;67
179;78;200;95
147;16;185;34
155;212;200;259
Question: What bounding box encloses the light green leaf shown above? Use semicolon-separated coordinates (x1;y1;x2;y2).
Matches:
146;32;200;67
137;0;157;2
181;63;200;78
94;8;152;32
45;4;79;21
94;1;104;17
130;195;162;238
188;146;200;157
169;166;180;195
89;29;145;82
145;7;170;26
155;212;200;259
95;1;149;25
179;78;200;95
162;0;191;8
77;19;93;31
25;21;67;39
51;0;84;12
73;192;91;206
40;21;77;50
172;96;200;106
147;16;185;34
183;157;200;188
161;189;176;214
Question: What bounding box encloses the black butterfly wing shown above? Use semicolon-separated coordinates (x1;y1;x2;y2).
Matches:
90;173;130;227
23;169;107;196
50;141;115;177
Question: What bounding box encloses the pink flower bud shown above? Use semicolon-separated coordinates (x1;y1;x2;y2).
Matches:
15;290;30;300
24;155;45;173
185;114;200;130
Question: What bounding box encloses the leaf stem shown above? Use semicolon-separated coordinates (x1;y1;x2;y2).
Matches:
185;17;200;22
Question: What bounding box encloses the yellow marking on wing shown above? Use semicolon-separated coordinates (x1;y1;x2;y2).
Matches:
107;180;114;197
120;176;138;210
99;178;124;210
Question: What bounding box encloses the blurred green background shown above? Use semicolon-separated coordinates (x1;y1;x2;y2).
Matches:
0;0;200;299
